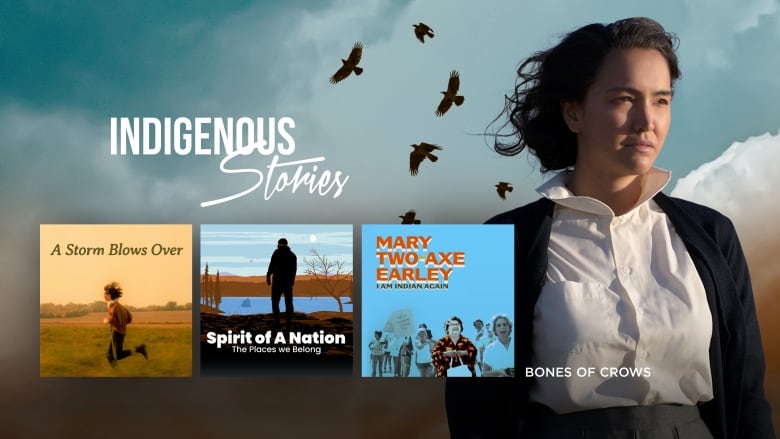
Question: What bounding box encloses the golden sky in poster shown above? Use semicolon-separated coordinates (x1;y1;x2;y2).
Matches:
40;225;192;307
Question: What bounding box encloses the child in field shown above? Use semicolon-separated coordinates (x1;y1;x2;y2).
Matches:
103;282;148;367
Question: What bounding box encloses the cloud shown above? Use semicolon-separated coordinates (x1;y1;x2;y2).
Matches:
678;0;780;69
0;104;207;222
7;0;779;226
670;129;780;300
732;0;779;32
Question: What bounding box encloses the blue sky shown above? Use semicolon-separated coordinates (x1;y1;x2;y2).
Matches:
2;0;778;225
4;0;780;358
200;224;353;277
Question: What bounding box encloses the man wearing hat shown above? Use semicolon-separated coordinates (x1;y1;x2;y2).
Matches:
266;238;297;331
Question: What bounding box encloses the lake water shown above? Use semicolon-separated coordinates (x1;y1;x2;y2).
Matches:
217;297;352;315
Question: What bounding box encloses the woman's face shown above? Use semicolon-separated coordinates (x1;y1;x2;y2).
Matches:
447;320;461;338
564;48;672;180
494;318;511;337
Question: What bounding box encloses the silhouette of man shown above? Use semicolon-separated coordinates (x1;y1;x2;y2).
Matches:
266;238;297;331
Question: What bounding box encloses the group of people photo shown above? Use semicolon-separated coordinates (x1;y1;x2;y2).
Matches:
367;313;514;378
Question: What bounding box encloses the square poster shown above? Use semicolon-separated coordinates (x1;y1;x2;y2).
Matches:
200;224;353;376
361;224;514;378
40;224;193;377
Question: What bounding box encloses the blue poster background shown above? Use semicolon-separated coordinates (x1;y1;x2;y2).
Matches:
361;224;513;377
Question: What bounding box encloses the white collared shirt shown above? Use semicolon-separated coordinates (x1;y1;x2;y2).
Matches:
529;168;714;414
483;336;514;372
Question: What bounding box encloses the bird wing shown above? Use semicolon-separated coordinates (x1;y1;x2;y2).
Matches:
409;151;425;176
447;70;460;94
496;187;506;200
329;63;352;84
414;25;425;43
419;142;443;152
346;42;363;66
435;97;453;116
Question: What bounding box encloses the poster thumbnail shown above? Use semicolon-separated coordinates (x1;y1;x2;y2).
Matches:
200;224;353;376
361;224;514;378
39;224;193;377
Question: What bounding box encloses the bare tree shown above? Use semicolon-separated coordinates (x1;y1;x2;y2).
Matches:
303;249;352;313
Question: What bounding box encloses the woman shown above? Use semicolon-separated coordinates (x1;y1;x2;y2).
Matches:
480;314;513;378
368;330;385;378
471;319;494;374
445;17;773;438
381;332;394;375
432;316;477;378
414;326;435;377
398;335;414;378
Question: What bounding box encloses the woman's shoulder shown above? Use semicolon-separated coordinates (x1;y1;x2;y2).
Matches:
459;336;476;346
656;193;727;219
484;197;553;225
654;193;738;237
483;338;498;349
435;336;450;345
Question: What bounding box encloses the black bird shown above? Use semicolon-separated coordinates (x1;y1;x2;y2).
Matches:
413;23;434;43
409;142;443;176
495;182;513;200
436;70;465;116
399;210;422;224
329;42;364;84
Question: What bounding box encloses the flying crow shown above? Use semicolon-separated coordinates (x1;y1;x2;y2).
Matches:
329;42;364;84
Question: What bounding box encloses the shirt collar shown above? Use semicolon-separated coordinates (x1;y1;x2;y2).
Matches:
536;168;671;217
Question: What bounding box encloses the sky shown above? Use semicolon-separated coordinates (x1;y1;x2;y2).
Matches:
40;224;192;306
1;1;778;226
361;224;514;337
2;0;780;434
200;224;353;277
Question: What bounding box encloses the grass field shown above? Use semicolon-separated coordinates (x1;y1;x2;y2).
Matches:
40;324;192;377
40;310;191;325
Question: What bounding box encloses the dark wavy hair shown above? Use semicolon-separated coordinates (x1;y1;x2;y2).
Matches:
104;281;123;300
490;17;680;171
